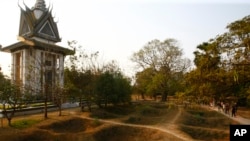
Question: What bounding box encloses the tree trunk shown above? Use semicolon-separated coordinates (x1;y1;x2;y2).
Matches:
80;97;84;112
104;96;108;108
97;100;102;108
44;94;48;119
59;106;62;116
79;97;82;108
87;100;92;112
161;92;167;102
141;93;145;100
3;107;15;127
153;94;157;101
7;118;12;126
58;100;62;116
4;112;14;126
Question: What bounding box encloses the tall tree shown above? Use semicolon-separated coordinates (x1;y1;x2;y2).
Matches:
187;15;250;105
131;39;190;101
134;68;155;99
219;15;250;104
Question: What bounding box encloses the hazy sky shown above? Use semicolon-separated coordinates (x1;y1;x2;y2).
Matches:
0;0;250;77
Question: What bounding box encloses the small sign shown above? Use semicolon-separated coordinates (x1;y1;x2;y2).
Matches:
230;125;250;141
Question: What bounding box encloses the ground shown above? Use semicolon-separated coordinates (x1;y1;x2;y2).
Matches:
0;101;249;141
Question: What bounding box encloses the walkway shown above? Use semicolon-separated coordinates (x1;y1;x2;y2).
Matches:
206;106;250;125
76;107;195;141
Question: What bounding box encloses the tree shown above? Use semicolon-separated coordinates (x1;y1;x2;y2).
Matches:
131;39;190;101
64;68;95;111
191;42;221;100
65;41;132;109
186;15;250;105
0;68;5;86
53;84;66;116
64;41;100;111
134;68;155;99
218;15;250;105
95;69;132;107
0;78;22;126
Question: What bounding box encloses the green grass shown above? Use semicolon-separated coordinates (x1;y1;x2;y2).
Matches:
11;119;41;129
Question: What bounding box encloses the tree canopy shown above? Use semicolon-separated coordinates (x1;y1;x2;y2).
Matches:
186;15;250;106
131;39;190;101
64;41;132;110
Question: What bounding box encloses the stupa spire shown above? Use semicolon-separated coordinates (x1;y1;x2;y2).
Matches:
34;0;46;11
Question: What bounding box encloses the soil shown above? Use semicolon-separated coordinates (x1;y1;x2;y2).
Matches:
0;102;248;141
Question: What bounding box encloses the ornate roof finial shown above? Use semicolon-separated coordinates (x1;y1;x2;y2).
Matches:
34;0;46;11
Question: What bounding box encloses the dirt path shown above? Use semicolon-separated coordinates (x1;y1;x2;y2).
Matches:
73;106;196;141
15;109;193;141
206;106;250;125
7;105;242;141
156;106;196;141
79;115;194;141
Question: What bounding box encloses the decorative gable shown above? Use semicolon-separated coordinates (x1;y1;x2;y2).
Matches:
18;1;61;43
39;21;56;37
20;19;31;35
19;7;34;37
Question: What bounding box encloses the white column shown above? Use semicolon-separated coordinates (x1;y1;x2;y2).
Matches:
35;50;41;94
11;53;15;83
59;54;64;87
22;50;25;86
41;51;45;94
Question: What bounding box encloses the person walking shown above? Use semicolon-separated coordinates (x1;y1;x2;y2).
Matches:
232;104;236;117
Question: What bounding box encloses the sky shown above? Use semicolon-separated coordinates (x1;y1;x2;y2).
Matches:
0;0;250;77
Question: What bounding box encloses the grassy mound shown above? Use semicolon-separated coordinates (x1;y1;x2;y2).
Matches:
39;117;88;133
182;110;236;129
94;125;183;141
18;130;54;141
89;109;118;119
179;107;238;141
90;105;135;119
1;116;102;141
180;125;229;141
125;102;178;125
104;105;135;115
